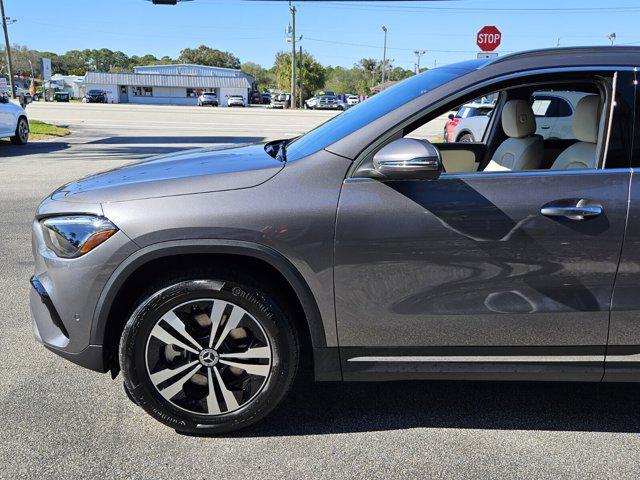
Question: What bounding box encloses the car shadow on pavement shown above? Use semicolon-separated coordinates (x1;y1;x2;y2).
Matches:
0;139;71;157
228;379;640;437
86;136;266;145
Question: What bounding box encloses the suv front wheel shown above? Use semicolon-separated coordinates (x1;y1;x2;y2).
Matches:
119;273;299;434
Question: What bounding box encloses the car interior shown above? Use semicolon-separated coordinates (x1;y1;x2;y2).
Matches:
360;74;613;178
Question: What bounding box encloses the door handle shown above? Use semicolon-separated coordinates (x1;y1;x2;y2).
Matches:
541;125;551;130
541;199;603;221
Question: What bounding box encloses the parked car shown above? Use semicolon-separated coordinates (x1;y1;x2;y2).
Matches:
0;94;29;144
268;93;291;109
227;95;245;107
54;91;70;102
304;91;337;109
444;102;494;142
84;89;107;103
305;94;342;110
197;92;218;107
261;92;271;104
250;92;263;104
31;47;640;435
346;94;360;106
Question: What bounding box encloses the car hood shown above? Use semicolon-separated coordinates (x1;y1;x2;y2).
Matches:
51;143;284;203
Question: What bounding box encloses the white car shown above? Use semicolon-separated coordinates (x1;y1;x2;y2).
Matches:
0;95;29;145
197;92;218;107
444;102;494;143
227;95;245;107
530;91;590;139
346;94;360;106
446;91;591;143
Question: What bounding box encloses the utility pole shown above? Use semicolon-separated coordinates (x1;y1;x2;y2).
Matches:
381;26;387;89
298;44;303;109
0;0;15;99
414;49;425;74
289;2;297;109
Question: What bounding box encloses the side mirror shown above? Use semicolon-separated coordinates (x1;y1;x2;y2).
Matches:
448;113;455;120
373;138;442;180
0;96;8;104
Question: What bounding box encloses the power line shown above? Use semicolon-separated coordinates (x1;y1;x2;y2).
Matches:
300;2;640;14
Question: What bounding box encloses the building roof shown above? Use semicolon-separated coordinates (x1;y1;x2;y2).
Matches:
133;63;249;76
84;71;252;89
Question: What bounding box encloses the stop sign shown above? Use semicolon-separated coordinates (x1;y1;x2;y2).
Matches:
477;26;501;52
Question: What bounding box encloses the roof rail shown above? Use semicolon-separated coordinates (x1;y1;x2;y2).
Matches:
487;45;640;66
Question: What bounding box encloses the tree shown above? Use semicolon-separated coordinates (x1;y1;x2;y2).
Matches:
178;45;240;69
324;66;368;96
357;58;379;88
273;50;325;99
241;62;275;90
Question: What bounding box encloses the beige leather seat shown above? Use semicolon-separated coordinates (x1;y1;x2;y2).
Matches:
551;95;600;170
484;99;543;172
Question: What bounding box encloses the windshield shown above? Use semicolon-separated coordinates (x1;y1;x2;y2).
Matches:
88;90;102;94
285;65;477;160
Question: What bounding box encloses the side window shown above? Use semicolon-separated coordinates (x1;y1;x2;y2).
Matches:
531;96;557;117
407;96;496;144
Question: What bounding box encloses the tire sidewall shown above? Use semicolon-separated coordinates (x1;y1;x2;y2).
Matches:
13;117;28;145
120;278;298;434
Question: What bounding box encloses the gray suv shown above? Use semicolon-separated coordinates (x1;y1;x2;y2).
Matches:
31;47;640;434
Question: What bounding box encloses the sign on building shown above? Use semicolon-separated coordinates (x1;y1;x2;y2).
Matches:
41;58;52;81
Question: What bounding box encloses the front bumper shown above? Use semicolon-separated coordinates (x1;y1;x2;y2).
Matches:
30;212;139;372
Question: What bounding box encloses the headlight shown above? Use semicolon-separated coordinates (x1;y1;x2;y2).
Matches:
40;216;118;258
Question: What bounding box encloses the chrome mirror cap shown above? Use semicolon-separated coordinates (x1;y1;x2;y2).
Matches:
373;138;442;180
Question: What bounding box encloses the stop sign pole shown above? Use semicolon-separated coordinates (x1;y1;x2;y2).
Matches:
477;26;501;56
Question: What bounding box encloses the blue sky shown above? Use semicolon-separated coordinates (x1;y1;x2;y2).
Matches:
6;0;640;70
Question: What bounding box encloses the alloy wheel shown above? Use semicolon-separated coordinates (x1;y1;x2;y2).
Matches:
144;298;272;416
18;119;28;142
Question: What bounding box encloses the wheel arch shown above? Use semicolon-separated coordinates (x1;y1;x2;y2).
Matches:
455;129;474;142
93;239;341;381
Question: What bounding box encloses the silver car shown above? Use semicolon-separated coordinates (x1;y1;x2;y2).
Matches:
30;47;640;434
197;92;218;107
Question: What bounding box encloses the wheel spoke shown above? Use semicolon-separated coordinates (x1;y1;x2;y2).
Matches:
150;359;200;386
219;359;270;377
220;346;271;360
208;300;228;348
206;368;222;414
213;304;246;350
150;324;200;355
161;310;203;351
213;366;239;411
156;363;202;401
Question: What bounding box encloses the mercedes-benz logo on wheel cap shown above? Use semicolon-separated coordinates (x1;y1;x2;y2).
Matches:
199;348;219;367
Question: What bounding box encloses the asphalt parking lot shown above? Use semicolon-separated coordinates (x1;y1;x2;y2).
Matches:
2;103;640;479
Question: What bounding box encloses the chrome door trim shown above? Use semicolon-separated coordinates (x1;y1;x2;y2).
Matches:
348;355;602;363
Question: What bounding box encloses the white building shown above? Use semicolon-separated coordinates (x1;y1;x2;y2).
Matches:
83;64;254;106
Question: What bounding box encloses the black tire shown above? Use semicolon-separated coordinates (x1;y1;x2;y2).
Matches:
10;117;28;145
457;133;474;143
119;271;299;434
